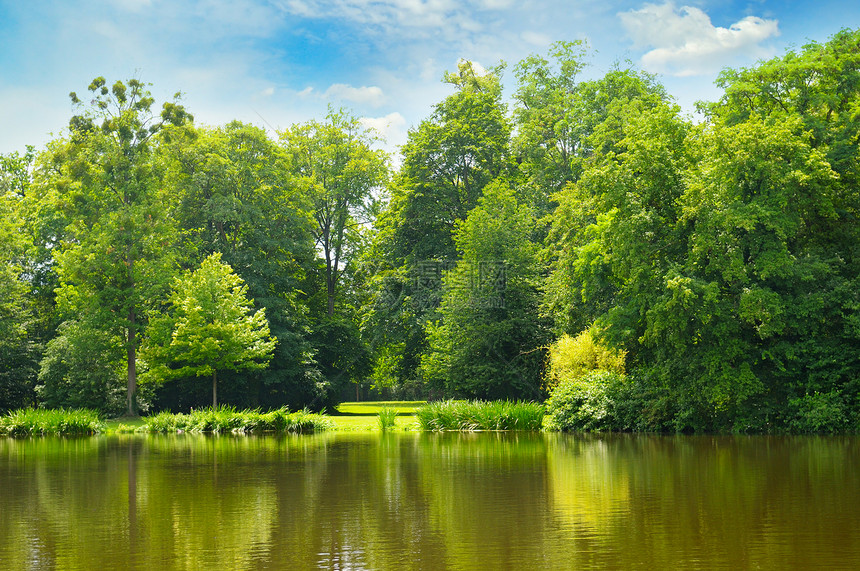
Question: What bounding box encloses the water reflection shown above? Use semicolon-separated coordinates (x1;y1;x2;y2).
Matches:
1;433;859;570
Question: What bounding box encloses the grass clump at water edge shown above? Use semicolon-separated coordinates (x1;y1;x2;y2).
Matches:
377;406;398;431
0;408;105;436
142;406;334;434
415;400;545;431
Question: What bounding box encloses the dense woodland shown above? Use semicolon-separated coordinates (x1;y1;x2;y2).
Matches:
1;29;859;432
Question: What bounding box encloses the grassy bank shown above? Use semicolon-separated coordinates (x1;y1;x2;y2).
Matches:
415;400;545;431
3;400;547;436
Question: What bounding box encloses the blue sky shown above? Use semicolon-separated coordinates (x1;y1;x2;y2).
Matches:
1;0;858;159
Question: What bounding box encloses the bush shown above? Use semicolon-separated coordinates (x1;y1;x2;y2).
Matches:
545;329;625;391
415;400;544;431
787;391;849;434
36;321;128;416
545;370;627;432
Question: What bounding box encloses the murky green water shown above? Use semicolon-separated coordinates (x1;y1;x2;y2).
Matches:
1;432;858;570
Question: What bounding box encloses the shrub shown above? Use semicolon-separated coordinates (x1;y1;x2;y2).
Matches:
545;328;625;391
415;400;544;431
545;370;627;432
787;391;849;434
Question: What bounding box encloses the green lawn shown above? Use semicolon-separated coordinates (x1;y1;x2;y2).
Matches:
335;401;426;416
331;401;425;431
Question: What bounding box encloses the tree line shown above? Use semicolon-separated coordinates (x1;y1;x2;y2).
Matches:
2;29;859;431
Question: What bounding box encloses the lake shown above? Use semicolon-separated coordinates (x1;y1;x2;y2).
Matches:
1;432;858;570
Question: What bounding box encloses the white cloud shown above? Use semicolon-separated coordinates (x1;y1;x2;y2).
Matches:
261;87;276;97
324;83;386;107
360;112;406;140
618;2;779;76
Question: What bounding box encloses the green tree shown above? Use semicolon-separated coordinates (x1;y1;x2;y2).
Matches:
142;253;276;407
37;319;126;414
364;62;512;393
280;110;388;317
161;121;321;409
421;182;548;399
37;77;191;415
0;160;37;411
512;43;667;214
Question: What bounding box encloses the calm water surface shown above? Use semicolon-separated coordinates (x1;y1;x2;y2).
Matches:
1;432;858;570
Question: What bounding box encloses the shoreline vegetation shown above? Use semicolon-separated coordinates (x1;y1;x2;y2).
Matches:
0;401;540;436
2;399;858;437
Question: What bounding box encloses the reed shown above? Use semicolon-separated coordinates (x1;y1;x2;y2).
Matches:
0;408;104;436
415;400;544;431
141;406;333;434
377;406;398;431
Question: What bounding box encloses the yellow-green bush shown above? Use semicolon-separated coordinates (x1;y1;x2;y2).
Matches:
544;328;625;390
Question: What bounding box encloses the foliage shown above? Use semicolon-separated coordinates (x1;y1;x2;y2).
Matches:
0;408;104;436
141;253;276;407
280;109;388;317
545;328;625;391
308;317;372;408
362;61;513;391
544;370;629;432
141;406;333;433
787;391;850;434
0;151;38;412
421;182;548;399
36;320;128;415
415;400;544;431
39;77;192;415
160;121;319;410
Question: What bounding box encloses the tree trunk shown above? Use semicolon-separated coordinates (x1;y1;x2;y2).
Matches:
212;370;218;408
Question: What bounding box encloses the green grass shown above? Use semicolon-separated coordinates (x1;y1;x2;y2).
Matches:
415;400;545;431
140;406;334;434
329;401;420;431
0;408;105;436
378;406;398;431
335;401;426;416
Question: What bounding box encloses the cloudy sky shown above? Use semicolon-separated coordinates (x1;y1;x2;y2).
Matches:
1;0;857;158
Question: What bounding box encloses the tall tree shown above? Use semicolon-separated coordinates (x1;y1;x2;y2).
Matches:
364;62;512;392
161;122;320;409
512;43;667;213
0;151;37;411
39;77;191;415
421;181;548;399
142;253;276;407
280;110;388;317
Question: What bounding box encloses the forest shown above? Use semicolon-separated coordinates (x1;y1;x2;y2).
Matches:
1;29;859;433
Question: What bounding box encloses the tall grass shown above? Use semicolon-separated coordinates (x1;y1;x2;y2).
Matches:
415;400;544;431
142;406;334;434
0;408;104;436
377;406;398;431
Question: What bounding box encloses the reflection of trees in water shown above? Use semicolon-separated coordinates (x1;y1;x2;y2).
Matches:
545;434;860;569
1;434;859;569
